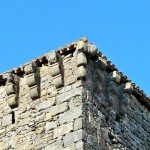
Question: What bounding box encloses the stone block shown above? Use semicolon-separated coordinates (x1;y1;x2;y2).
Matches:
5;83;17;95
120;93;130;106
26;73;39;87
7;94;17;108
124;83;133;94
24;62;36;75
63;129;87;146
88;44;97;55
29;85;40;100
45;140;63;150
45;121;57;132
77;66;87;79
49;102;68;116
62;144;75;150
2;114;12;126
47;50;59;64
108;81;118;96
98;58;107;71
96;69;105;83
77;52;87;67
59;106;82;124
53;74;63;88
50;63;61;77
69;96;82;109
74;117;82;131
76;41;88;53
36;97;55;111
56;87;82;104
109;71;121;84
65;76;76;86
53;122;73;138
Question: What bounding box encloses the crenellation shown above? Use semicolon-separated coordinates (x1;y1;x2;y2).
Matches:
0;38;149;149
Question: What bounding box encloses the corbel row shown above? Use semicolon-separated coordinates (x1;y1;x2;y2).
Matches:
94;57;108;94
24;62;40;100
5;73;19;108
75;40;98;80
106;71;121;106
118;82;133;116
47;50;63;88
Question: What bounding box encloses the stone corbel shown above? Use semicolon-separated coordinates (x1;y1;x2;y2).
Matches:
24;62;40;100
117;82;132;117
108;71;121;84
47;51;63;88
97;57;107;71
107;92;115;106
96;69;105;84
123;82;133;94
5;73;19;108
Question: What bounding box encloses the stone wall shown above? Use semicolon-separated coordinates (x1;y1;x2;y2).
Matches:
0;38;149;150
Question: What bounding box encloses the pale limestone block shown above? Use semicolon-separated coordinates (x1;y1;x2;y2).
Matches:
62;144;76;150
76;140;84;149
88;44;97;55
24;62;36;75
63;129;87;146
56;87;82;104
2;114;12;126
50;63;61;77
45;140;63;150
65;76;76;86
77;66;87;79
47;50;59;64
53;74;63;88
36;97;55;111
53;122;73;138
74;117;82;131
45;121;57;132
59;106;82;124
29;85;40;100
5;83;17;95
26;73;38;87
98;57;107;71
124;82;133;94
7;94;17;108
77;52;87;67
49;102;68;116
109;71;121;84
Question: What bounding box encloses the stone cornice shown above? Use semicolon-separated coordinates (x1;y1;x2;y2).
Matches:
0;37;149;109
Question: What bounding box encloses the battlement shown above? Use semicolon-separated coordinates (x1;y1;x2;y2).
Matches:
0;38;149;149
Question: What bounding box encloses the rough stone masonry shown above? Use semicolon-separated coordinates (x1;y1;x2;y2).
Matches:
0;37;149;150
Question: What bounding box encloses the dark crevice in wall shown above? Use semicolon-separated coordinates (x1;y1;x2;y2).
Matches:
12;111;15;124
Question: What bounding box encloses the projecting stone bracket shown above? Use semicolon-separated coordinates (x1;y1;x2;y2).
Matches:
75;39;98;80
117;82;133;117
24;62;40;100
47;51;64;88
5;73;19;108
108;71;121;84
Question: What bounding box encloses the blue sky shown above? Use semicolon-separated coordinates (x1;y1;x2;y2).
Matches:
0;0;150;95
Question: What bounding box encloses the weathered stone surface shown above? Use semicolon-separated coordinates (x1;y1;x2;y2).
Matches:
53;122;73;138
45;140;63;150
56;87;82;104
0;39;149;150
50;102;68;116
2;114;12;126
59;106;82;124
74;117;82;131
45;121;57;132
63;129;87;146
36;97;55;111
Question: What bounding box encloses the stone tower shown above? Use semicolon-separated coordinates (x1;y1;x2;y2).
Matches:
0;38;149;150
